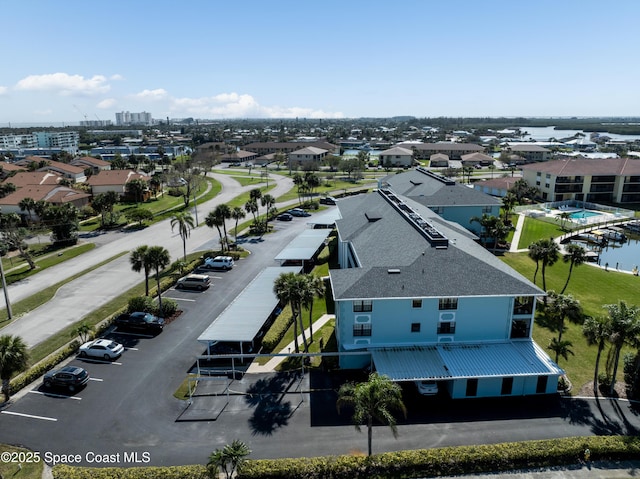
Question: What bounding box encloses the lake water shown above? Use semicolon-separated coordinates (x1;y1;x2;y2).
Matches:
594;234;640;272
518;126;640;142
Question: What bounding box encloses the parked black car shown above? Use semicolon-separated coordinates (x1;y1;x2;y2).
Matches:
114;311;165;333
319;196;337;205
276;213;293;221
43;366;90;392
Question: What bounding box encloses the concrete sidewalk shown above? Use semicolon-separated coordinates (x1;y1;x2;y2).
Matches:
442;460;640;478
247;314;335;373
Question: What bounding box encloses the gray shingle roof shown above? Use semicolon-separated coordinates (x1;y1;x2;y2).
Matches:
331;192;542;300
380;169;501;207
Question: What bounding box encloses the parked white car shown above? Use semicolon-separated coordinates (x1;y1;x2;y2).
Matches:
203;256;235;270
415;380;438;396
79;339;124;360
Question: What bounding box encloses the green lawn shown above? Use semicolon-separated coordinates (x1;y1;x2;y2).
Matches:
517;216;567;249
0;445;43;479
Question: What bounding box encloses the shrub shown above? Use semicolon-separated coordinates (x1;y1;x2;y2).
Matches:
52;464;208;479
261;306;294;351
156;298;178;318
127;296;156;313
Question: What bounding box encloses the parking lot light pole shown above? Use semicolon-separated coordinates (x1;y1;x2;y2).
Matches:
0;250;12;320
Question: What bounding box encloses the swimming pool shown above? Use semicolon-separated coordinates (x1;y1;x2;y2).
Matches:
569;210;602;220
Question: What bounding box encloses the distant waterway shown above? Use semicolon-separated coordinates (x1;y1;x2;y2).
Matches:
518;126;640;142
594;234;640;272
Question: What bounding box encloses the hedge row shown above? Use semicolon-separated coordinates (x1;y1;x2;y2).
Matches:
239;436;640;479
50;436;640;479
261;305;294;351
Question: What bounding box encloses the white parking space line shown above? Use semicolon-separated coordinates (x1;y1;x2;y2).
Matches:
77;358;122;365
125;347;139;351
1;411;58;421
210;276;223;279
112;331;154;338
29;391;82;400
88;378;103;382
164;296;196;302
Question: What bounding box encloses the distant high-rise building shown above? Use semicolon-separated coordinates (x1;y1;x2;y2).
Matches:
80;120;113;127
115;111;153;126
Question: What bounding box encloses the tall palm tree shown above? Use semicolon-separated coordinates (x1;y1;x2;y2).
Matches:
18;197;36;223
546;291;582;344
205;209;226;252
261;194;275;226
231;206;246;243
170;212;195;261
302;274;326;342
336;372;407;456
534;238;560;297
207;440;251;479
582;315;611;395
489;218;511;253
244;198;258;223
215;204;232;247
0;334;29;403
130;245;151;296
145;246;170;317
603;301;640;395
470;213;497;247
560;244;588;294
249;188;262;213
527;242;543;285
273;272;306;353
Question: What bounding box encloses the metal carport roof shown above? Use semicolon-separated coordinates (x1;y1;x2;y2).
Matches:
197;266;301;344
274;228;331;261
306;207;342;227
371;341;563;382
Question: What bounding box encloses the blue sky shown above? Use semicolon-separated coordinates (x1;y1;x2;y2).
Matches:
2;0;640;124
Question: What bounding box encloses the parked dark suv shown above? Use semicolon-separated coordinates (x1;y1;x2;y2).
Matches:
114;311;165;333
43;366;90;392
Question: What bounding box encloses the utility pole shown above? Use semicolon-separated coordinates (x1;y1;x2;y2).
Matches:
0;207;12;319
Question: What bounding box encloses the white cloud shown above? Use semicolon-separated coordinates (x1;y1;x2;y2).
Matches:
34;109;53;116
110;74;124;81
15;73;110;96
134;88;169;100
0;86;8;95
97;98;117;109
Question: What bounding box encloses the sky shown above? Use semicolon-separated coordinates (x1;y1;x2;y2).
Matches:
2;0;640;125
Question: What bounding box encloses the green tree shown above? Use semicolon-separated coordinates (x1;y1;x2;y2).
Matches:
130;245;151;296
244;198;258;224
336;372;407;456
0;335;29;403
207;440;251;479
545;291;582;358
171;211;196;261
583;315;611;395
206;206;230;252
528;241;543;285
501;192;517;223
145;246;170;317
72;322;92;343
124;207;153;226
530;238;560;296
41;203;79;246
18;197;36;223
110;154;128;170
548;338;574;364
560;244;588;294
302;274;325;342
603;301;640;395
261;194;275;227
0;213;36;270
231;206;246;243
470;213;497;247
126;178;148;205
273;272;306;353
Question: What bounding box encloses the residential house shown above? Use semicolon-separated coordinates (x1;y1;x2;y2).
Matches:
2;171;62;188
408;143;485;160
243;141;339;156
330;188;562;399
521;157;640;203
379;167;502;236
473;177;521;198
0;162;26;179
506;144;551;163
378;146;414;168
86;170;149;197
71;156;111;174
460;152;494;167
429;153;449;168
0;185;90;217
15;156;86;183
288;147;328;168
221;150;259;164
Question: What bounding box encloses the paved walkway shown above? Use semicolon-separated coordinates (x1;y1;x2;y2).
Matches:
442;460;640;478
247;314;335;373
509;213;527;253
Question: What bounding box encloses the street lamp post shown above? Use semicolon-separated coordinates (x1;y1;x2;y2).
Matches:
0;250;12;320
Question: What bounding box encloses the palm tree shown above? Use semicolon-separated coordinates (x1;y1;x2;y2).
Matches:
501;192;517;223
548;338;575;364
205;209;226;253
170;212;196;261
145;246;170;317
603;301;640;395
534;238;560;297
560;244;588;294
582;315;611;395
130;245;151;296
546;291;582;344
215;204;232;247
249;188;262;212
231;206;246;243
0;334;29;403
261;194;275;226
336;372;407;456
489;218;511;253
470;213;497;247
302;274;326;342
558;211;572;230
527;242;543;285
273;272;306;353
18;197;36;223
207;440;251;479
244;198;258;223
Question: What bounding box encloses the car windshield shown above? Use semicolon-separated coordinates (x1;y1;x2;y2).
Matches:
107;342;118;350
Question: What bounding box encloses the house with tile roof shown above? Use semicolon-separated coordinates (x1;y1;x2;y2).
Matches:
408;142;485;160
288;146;328;168
85;170;148;197
0;185;90;217
71;156;111;174
460;152;494;167
15;156;87;183
243;141;338;156
378;167;502;236
429;153;449;167
330;187;562;399
2;171;62;188
378;146;414;167
506;144;551;163
0;161;26;179
521;157;640;203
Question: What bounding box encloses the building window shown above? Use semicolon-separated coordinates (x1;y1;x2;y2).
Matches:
510;319;530;339
513;296;534;315
411;323;421;333
353;323;372;337
437;321;456;334
353;300;372;312
536;375;548;394
412;299;422;308
466;378;478;397
439;297;458;310
501;377;514;395
482;206;492;213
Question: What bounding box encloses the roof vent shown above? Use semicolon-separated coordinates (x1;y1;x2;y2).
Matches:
365;211;382;222
387;268;401;274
